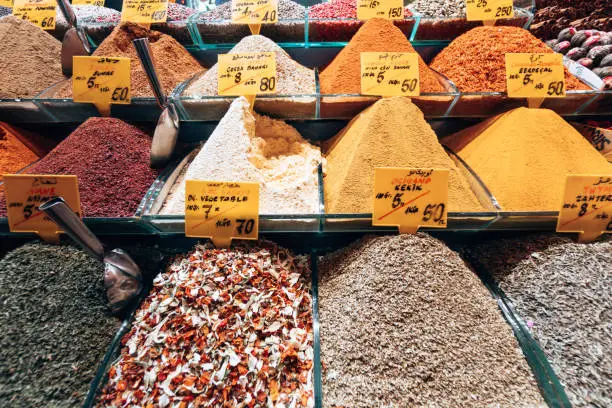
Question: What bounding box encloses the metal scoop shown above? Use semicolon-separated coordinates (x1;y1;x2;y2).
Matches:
57;0;91;76
133;38;180;169
39;197;143;313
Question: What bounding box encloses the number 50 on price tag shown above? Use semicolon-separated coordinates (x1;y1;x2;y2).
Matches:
506;53;566;98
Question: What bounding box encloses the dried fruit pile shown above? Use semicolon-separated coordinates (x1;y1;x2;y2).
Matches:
97;243;314;408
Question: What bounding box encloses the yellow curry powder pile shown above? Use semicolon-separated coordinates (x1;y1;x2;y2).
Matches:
443;107;612;211
430;26;590;92
323;97;484;213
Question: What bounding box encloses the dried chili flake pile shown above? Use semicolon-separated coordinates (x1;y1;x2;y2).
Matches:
98;243;314;408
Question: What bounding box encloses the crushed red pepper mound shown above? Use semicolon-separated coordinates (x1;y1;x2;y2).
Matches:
0;118;158;218
430;26;591;92
97;242;314;408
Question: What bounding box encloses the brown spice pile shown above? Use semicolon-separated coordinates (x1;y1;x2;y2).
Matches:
0;16;67;99
430;26;590;92
55;22;203;98
319;234;545;408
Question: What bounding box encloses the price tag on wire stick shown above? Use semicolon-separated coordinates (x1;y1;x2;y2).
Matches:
372;168;449;234
185;180;260;248
556;175;612;242
360;52;420;97
231;0;278;24
3;174;81;243
12;0;57;30
505;53;566;100
121;0;168;24
357;0;403;20
465;0;513;21
218;52;277;96
72;0;105;6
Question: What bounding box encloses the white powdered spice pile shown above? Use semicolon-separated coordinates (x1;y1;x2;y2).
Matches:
463;235;612;408
319;234;545;408
161;97;321;215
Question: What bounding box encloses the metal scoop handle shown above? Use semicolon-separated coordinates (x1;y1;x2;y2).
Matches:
133;38;167;109
39;197;104;260
57;0;77;28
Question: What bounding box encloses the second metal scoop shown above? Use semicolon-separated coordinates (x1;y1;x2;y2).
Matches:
133;38;180;169
39;197;143;313
57;0;91;76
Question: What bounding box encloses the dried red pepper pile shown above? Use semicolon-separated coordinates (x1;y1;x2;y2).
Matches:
98;243;314;408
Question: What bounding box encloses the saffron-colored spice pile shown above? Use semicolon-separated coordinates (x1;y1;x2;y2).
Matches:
0;123;45;181
97;242;314;408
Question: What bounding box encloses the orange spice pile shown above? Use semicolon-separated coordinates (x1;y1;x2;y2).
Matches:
0;123;43;180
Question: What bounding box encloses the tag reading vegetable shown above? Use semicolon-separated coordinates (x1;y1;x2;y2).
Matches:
121;0;168;24
185;180;260;248
505;53;566;98
373;168;449;234
12;0;56;30
357;0;403;20
217;52;277;96
360;52;420;97
72;56;131;106
231;0;278;24
3;174;81;242
465;0;514;21
556;175;612;242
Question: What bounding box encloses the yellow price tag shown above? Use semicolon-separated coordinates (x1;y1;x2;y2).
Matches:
356;0;403;20
505;53;566;98
466;0;513;21
218;52;277;96
360;52;420;97
121;0;168;24
185;180;259;248
3;174;81;242
372;168;449;234
231;0;278;24
556;175;612;242
72;0;105;6
0;0;12;7
12;0;57;30
72;56;131;110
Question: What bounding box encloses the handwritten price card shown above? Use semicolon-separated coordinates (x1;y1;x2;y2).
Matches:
0;0;12;7
357;0;403;20
218;52;277;96
73;56;131;108
3;174;81;242
505;53;566;98
12;0;57;30
466;0;513;21
121;0;168;24
372;168;449;234
73;0;105;6
185;180;260;248
361;52;420;97
231;0;278;24
556;175;612;242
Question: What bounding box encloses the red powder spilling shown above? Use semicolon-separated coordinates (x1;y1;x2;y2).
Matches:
0;118;158;218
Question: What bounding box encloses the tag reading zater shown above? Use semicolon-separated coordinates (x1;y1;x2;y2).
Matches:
3;174;81;241
505;53;566;98
361;52;420;97
218;52;277;96
556;175;612;242
72;56;131;105
465;0;513;21
185;180;260;248
231;0;278;24
373;168;449;234
12;0;57;30
357;0;403;20
121;0;168;24
72;0;105;6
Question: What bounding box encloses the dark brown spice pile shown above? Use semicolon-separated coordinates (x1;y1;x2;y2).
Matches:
531;0;611;41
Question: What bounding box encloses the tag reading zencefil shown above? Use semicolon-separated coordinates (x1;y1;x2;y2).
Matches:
231;0;278;24
185;180;260;248
556;175;612;242
465;0;513;21
12;0;57;30
372;168;449;234
3;174;81;242
361;52;420;97
218;52;277;96
506;53;566;98
121;0;168;24
72;0;105;6
72;56;131;106
357;0;403;20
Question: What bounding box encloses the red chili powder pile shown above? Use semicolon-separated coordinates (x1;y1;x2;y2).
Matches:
320;18;445;94
0;118;158;218
430;26;590;92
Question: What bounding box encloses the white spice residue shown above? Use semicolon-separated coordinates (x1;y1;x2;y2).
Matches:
160;97;321;215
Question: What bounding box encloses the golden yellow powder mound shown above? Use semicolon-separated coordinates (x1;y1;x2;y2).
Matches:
443;107;612;211
323;97;484;213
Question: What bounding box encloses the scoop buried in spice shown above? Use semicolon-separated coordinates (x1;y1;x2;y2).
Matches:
133;38;180;168
57;0;91;76
39;197;143;314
